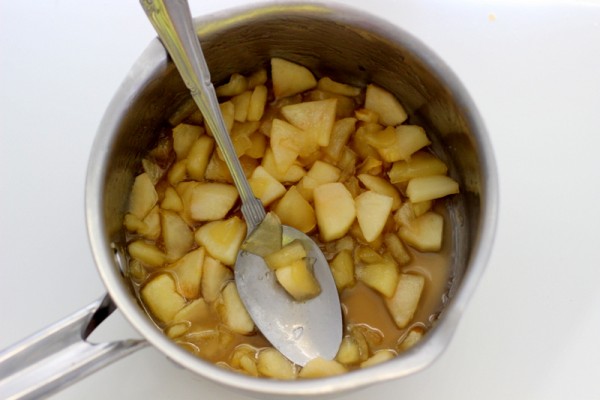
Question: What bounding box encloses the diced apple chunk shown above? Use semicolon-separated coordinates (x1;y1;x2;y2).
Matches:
329;249;355;291
188;182;238;221
406;175;459;203
356;262;399;298
247;85;268;122
201;255;233;303
217;281;255;335
231;90;252;122
257;347;297;379
264;240;307;270
324;118;356;161
186;135;215;180
195;216;247;266
281;98;337;147
172;123;202;160
167;297;217;338
215;73;248;97
298;357;347;378
273;186;316;233
248;165;286;206
355;191;394;242
399;328;425;351
374;125;431;163
168;247;205;299
161;186;183;212
385;274;425;328
128;173;158;219
398;211;444;252
161;210;194;262
364;84;407;126
317;77;361;97
140;273;186;324
383;233;411;265
271;58;317;99
307;160;341;184
314;182;356;242
275;258;321;301
357;173;401;210
269;118;304;172
360;349;396;368
336;336;361;365
261;148;306;183
388;151;448;183
128;240;166;268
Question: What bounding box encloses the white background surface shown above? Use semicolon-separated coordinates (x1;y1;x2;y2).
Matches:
1;0;600;399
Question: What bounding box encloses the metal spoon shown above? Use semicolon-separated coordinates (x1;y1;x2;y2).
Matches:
140;0;342;366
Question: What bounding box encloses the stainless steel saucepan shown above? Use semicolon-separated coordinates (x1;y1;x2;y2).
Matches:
0;2;498;399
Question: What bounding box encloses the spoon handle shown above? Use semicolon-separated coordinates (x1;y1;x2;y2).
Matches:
140;0;266;230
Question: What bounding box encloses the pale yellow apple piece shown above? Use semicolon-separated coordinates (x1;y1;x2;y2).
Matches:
299;357;347;378
398;328;425;351
360;349;396;368
294;175;319;203
195;216;247;266
140;273;186;324
356;245;385;264
306;160;341;184
281;98;337;147
230;344;260;376
357;156;383;176
187;135;215;180
357;173;402;210
161;186;183;212
128;173;158;219
172;123;203;160
161;210;194;262
261;148;306;183
168;247;205;299
247;68;267;88
324;118;356;161
364;84;408;126
393;201;432;228
201;255;233;303
245;131;267;159
329;249;355;291
313;182;356;242
383;233;411;265
269;118;305;172
317;77;361;97
275;258;321;301
217;281;255;335
391;125;431;161
206;101;235;136
167;297;217;338
354;108;379;123
272;186;316;233
264;240;307;270
188;182;239;221
231;90;252;122
247;85;268;122
128;240;166;269
215;73;248;97
257;347;297;379
386;273;425;328
355;191;394;243
398;211;444;252
140;205;161;240
248;165;287;206
388;151;448;183
241;212;282;257
271;57;317;99
336;336;361;365
406;175;459;203
356;261;399;298
167;160;187;186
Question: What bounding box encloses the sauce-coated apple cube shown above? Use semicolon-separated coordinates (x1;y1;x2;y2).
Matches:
314;182;356;242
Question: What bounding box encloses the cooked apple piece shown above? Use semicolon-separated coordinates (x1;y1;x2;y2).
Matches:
217;281;255;335
241;212;282;257
306;160;341;184
324;118;356;162
142;158;164;184
230;345;259;376
215;73;248;97
360;349;396;368
257;347;297;379
314;182;356;242
264;240;307;270
161;210;194;262
217;127;253;160
247;68;267;88
388;151;448;183
128;172;158;219
271;57;317;99
231;90;252;122
273;186;316;233
201;255;233;303
383;233;411;265
356;261;399;298
281;98;337;147
354;108;379;123
357;156;383;176
167;160;187;186
294;175;319;203
355;246;385;264
393;200;432;228
172;123;203;160
128;240;166;269
372;125;431;163
195;216;247;266
245;131;267;159
188;182;238;222
398;211;444;252
304;89;356;118
186;135;215;180
355;191;394;243
275;258;321;301
166;297;218;338
248;165;286;206
317;77;361;97
398;327;425;351
123;213;145;233
269;118;304;172
140;205;161;240
299;357;347;378
406;175;459;203
261;148;306;183
336;336;361;365
168;247;205;299
161;186;183;212
329;249;355;291
364;84;408;126
140;273;186;324
247;85;268;122
386;273;425;328
357;173;401;210
350;124;381;161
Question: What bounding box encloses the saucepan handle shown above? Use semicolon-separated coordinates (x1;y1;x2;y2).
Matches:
0;294;147;400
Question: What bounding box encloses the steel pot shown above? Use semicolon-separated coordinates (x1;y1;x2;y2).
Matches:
0;2;498;398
